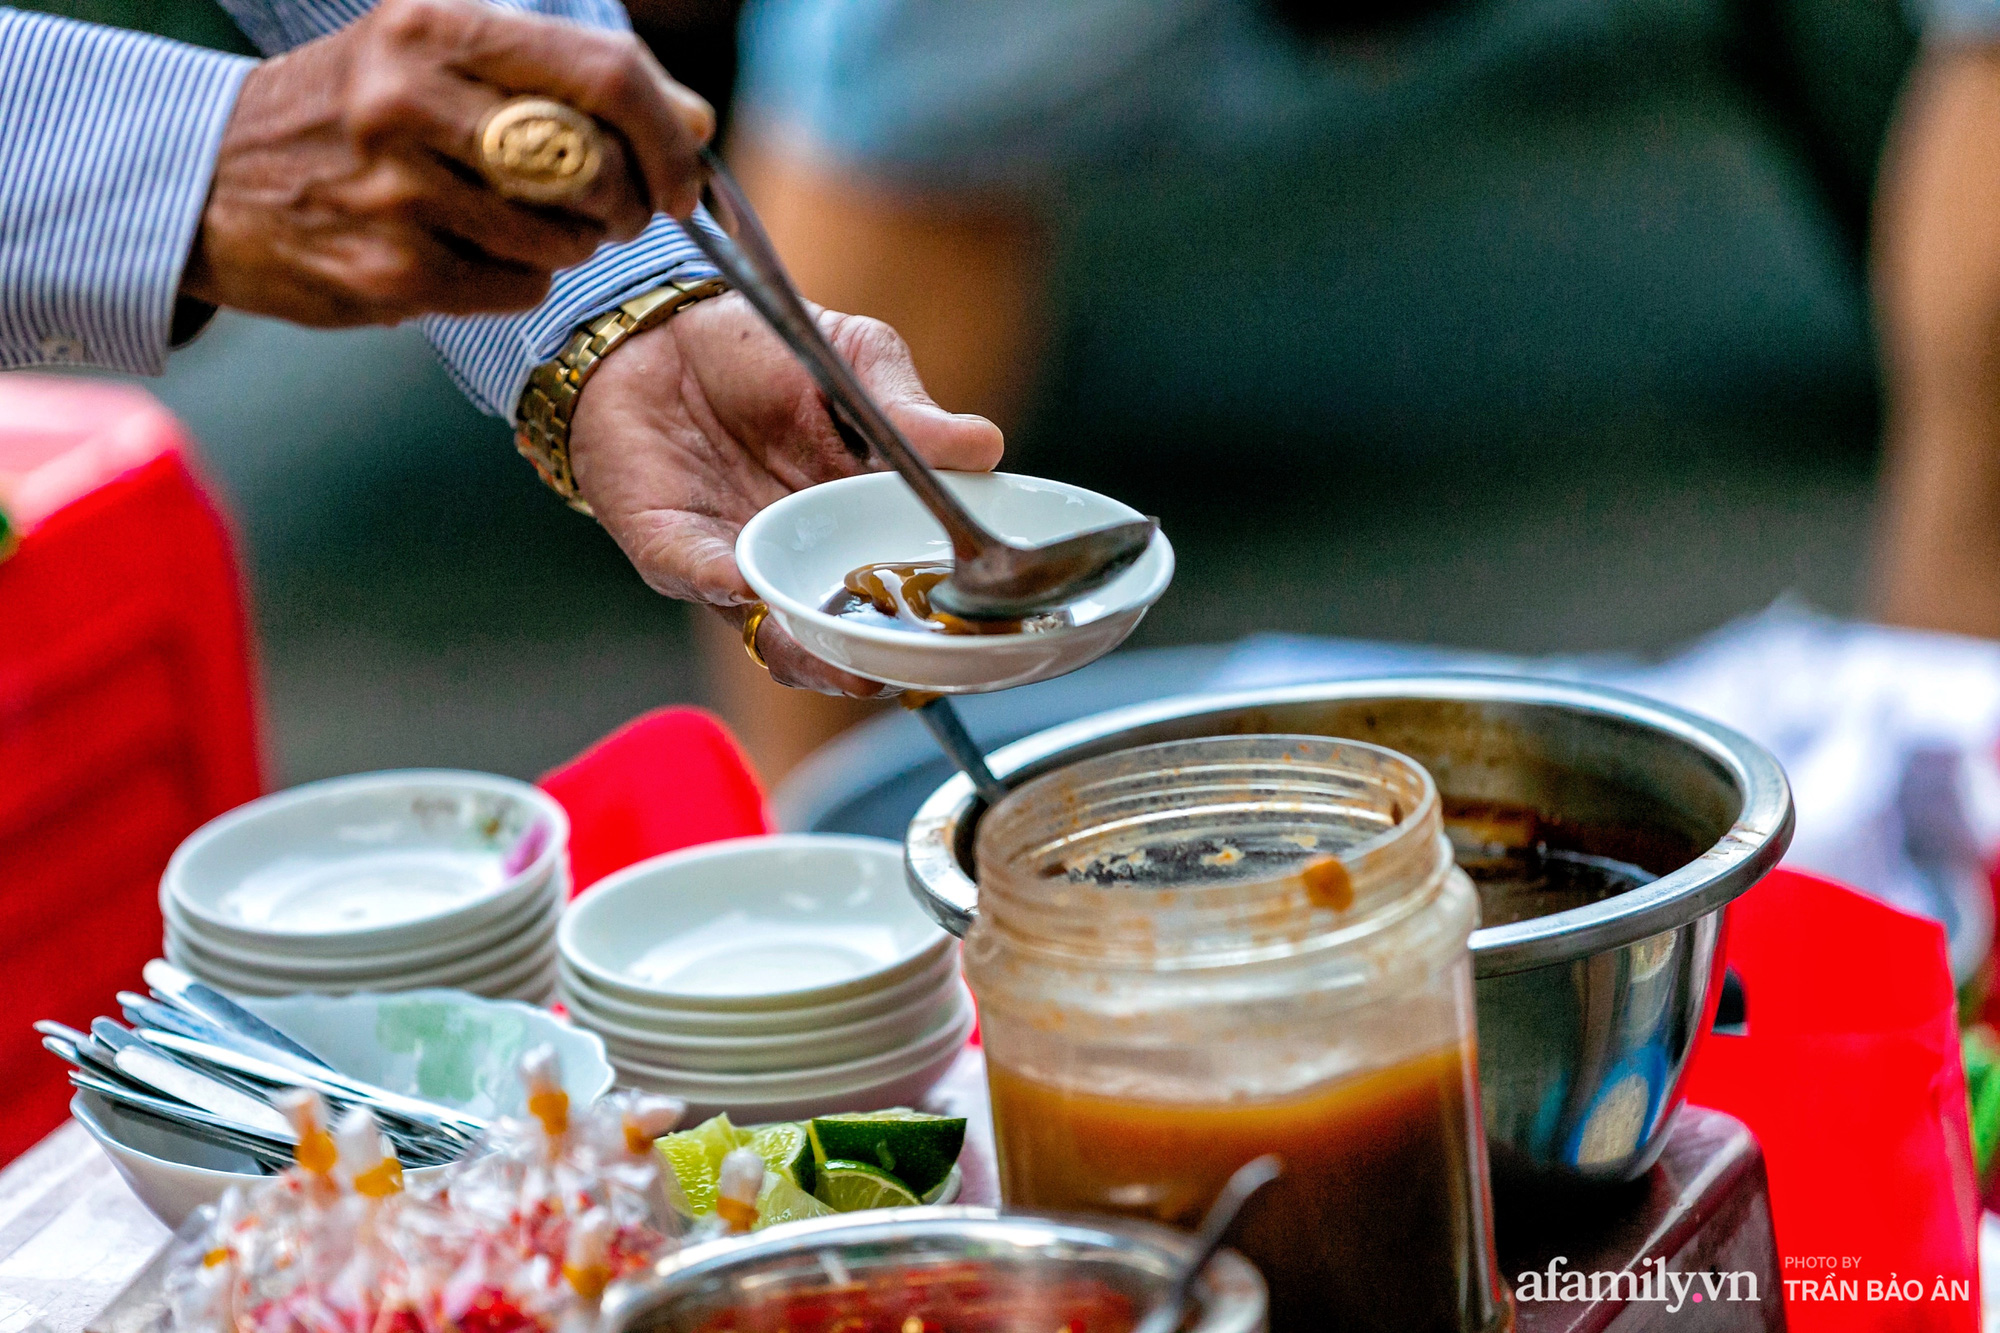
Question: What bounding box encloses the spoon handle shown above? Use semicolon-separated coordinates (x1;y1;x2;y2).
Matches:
908;696;1010;810
1135;1154;1283;1333
143;961;332;1070
682;150;1000;562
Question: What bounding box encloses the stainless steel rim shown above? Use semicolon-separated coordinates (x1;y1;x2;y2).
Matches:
604;1206;1266;1333
903;674;1794;977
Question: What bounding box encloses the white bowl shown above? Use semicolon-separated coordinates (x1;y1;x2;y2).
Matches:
163;770;568;953
736;471;1174;694
560;836;951;1010
614;1003;976;1124
608;987;974;1095
163;864;567;976
169;930;562;1000
167;890;562;990
579;978;971;1074
74;990;610;1228
557;946;961;1036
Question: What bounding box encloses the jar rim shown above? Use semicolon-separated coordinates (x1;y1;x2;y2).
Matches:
973;734;1450;959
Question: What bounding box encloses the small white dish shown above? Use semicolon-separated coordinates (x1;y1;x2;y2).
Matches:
167;890;562;990
561;835;950;1010
580;979;971;1074
607;987;974;1095
736;471;1174;694
164;770;568;953
74;989;609;1228
170;920;564;1000
72;1091;455;1231
162;864;566;976
556;946;961;1037
616;1007;975;1125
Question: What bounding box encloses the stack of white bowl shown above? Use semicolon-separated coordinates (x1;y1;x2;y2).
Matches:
161;771;570;1003
558;834;973;1122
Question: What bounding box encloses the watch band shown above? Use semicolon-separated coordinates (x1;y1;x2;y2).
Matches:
514;275;730;514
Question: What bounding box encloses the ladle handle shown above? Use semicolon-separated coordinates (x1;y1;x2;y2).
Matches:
908;696;1010;810
683;151;999;562
1134;1154;1283;1333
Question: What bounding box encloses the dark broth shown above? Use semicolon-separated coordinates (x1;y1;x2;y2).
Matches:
1444;797;1670;927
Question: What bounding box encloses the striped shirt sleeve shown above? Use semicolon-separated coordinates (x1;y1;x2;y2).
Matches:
206;0;720;420
0;9;253;375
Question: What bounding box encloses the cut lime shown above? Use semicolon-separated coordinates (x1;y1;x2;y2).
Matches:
756;1170;837;1228
813;1159;922;1213
656;1113;750;1216
749;1121;816;1194
809;1110;966;1198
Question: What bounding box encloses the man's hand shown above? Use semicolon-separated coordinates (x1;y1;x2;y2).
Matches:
181;0;713;326
568;292;1005;696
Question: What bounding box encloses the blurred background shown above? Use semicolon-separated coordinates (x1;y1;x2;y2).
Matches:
56;0;1921;789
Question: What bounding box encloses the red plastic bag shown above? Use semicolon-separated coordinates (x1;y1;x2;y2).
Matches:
1682;868;1980;1331
538;706;771;895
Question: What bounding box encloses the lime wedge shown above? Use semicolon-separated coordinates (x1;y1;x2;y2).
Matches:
813;1159;922;1213
656;1113;750;1215
809;1110;966;1198
756;1169;837;1228
749;1121;816;1194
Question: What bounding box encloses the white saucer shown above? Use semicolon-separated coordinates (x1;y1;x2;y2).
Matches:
560;835;950;1010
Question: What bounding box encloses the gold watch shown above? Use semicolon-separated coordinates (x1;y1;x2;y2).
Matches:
514;275;729;514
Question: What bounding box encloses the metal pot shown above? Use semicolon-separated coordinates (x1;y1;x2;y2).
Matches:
903;675;1793;1185
601;1207;1267;1332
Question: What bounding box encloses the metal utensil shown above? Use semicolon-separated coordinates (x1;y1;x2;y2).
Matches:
68;1073;294;1170
143;960;332;1069
136;1028;487;1142
1133;1156;1282;1333
904;695;1008;809
118;992;230;1045
683;149;1156;621
86;1019;297;1140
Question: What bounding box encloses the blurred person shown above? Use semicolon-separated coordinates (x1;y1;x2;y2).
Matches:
1;0;999;698
711;0;1919;776
1872;7;2000;640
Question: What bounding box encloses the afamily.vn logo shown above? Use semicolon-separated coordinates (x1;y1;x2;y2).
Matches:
1514;1258;1760;1313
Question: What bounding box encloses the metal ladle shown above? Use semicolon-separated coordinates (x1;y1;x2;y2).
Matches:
682;149;1157;621
1135;1154;1283;1333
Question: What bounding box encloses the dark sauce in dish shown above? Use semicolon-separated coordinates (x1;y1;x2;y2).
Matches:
820;562;1071;636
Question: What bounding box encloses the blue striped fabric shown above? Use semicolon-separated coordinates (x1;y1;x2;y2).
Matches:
0;10;252;375
2;0;717;420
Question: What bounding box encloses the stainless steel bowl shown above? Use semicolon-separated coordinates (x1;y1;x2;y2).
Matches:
903;676;1794;1185
602;1207;1267;1333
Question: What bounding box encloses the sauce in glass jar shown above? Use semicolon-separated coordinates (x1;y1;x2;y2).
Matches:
965;736;1510;1333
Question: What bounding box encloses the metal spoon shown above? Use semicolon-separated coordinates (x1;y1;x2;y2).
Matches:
682;149;1157;621
1134;1155;1283;1333
85;1020;297;1140
142;961;332;1069
903;695;1009;809
135;1028;487;1141
67;1072;294;1171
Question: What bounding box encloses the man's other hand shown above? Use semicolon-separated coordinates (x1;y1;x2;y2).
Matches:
180;0;713;325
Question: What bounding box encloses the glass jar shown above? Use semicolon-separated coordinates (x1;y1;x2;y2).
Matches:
965;735;1509;1333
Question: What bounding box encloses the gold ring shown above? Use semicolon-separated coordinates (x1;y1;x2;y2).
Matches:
476;96;604;205
741;601;771;670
